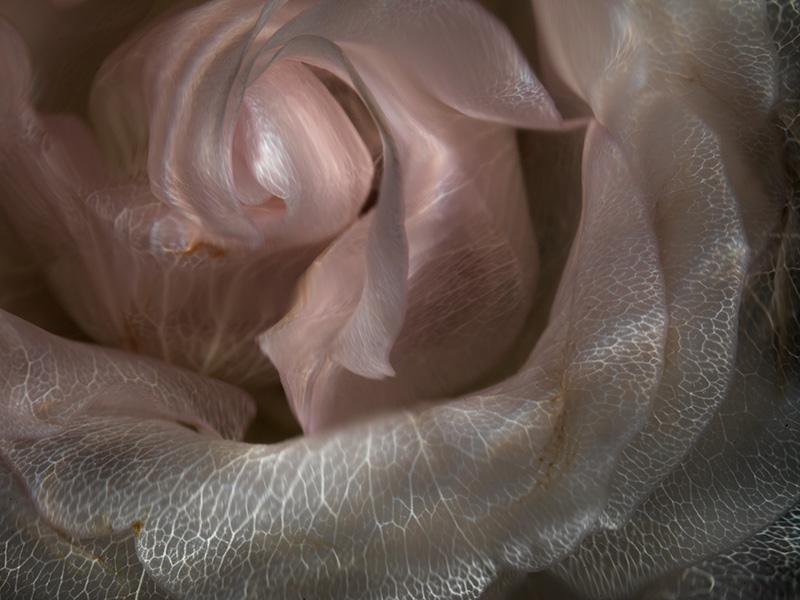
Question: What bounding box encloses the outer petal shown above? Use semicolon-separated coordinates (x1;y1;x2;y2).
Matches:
534;0;784;524
0;306;253;598
532;0;797;596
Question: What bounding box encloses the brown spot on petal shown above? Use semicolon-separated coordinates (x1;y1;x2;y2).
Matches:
130;520;143;536
176;240;226;258
122;314;139;352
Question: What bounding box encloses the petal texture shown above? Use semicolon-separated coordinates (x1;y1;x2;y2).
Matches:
532;0;798;596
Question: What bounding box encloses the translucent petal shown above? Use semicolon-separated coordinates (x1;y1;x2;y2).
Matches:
641;503;800;600
530;0;797;596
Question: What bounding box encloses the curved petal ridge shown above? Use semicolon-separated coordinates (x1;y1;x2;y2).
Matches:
0;462;170;600
0;310;255;442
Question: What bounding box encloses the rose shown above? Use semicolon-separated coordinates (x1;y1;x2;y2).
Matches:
0;1;797;600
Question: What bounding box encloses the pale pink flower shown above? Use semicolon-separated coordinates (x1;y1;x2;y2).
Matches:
0;1;797;598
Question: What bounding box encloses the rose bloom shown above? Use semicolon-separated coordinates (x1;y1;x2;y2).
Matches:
0;0;798;598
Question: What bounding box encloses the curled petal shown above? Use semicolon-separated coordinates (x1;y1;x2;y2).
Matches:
0;15;353;390
89;0;375;246
259;0;562;430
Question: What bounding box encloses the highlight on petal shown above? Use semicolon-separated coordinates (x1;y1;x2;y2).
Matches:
232;59;373;248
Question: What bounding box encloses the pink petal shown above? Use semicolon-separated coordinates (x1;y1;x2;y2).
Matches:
0;309;254;441
259;0;563;431
232;59;373;248
90;0;371;246
0;13;365;390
